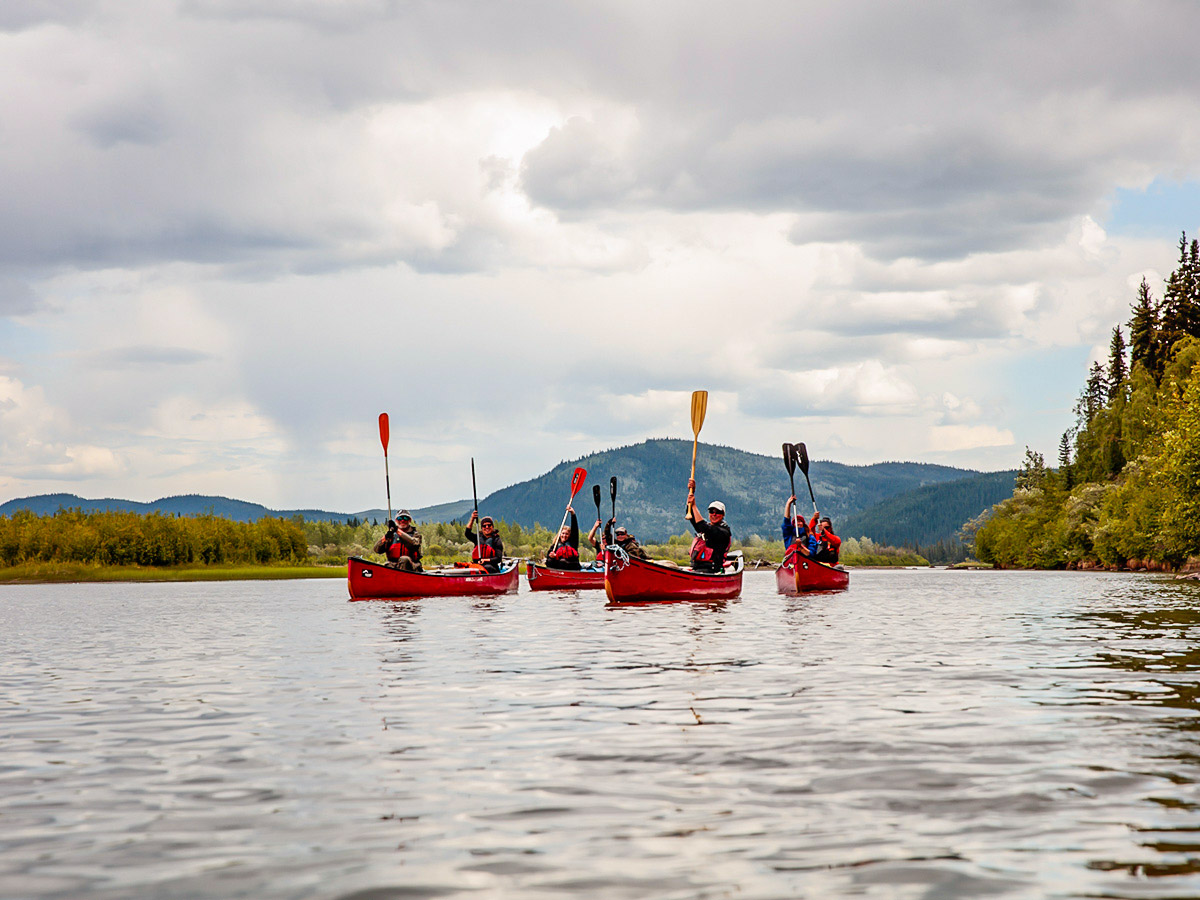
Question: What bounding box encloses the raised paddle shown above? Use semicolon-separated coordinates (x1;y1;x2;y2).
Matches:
470;457;482;559
378;412;392;522
606;476;617;578
592;483;603;553
550;466;588;551
782;441;798;524
795;442;818;515
687;390;708;513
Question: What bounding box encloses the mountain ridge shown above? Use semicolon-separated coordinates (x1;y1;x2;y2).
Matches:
1;439;1005;545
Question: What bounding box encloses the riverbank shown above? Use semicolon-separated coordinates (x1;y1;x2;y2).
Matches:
0;562;345;584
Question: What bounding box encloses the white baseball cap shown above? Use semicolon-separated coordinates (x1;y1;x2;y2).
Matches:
707;500;725;514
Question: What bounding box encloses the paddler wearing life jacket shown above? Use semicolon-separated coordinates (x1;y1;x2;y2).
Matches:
781;495;816;559
545;507;582;570
685;478;732;573
810;512;841;564
603;518;649;560
373;510;423;572
464;511;505;573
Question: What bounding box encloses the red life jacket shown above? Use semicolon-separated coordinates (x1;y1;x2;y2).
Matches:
548;544;579;563
472;539;500;562
385;533;420;562
690;535;717;564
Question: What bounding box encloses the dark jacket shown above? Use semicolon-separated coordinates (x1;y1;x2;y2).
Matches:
689;513;732;571
604;520;649;560
374;526;423;565
464;526;505;571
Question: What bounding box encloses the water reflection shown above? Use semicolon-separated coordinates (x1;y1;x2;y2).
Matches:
1070;583;1200;890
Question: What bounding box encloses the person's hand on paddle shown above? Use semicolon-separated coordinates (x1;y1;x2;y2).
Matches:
468;511;478;527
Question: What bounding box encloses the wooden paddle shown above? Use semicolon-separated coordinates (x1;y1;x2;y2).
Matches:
687;390;708;513
550;467;588;551
795;442;818;515
378;413;392;522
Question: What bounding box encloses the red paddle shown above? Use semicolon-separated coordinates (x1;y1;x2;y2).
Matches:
378;413;392;522
551;467;588;550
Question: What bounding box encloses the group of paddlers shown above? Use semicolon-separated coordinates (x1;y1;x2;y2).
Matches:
373;481;838;574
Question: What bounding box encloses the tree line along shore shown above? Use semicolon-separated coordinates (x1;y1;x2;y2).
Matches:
974;231;1200;571
0;508;929;583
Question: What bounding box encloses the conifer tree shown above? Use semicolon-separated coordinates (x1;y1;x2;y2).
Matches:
1058;430;1074;490
1159;232;1199;352
1078;361;1108;425
1107;326;1127;400
1129;277;1160;378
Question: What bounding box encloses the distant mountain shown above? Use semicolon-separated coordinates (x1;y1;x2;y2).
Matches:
1;441;996;542
475;438;981;540
839;470;1018;548
0;493;363;523
0;492;473;525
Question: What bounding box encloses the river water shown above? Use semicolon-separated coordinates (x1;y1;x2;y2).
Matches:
5;569;1200;898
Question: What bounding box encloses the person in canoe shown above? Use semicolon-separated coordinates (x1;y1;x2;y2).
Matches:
686;479;732;572
373;510;423;572
811;513;842;564
603;518;650;560
465;511;505;573
545;506;581;570
781;495;815;559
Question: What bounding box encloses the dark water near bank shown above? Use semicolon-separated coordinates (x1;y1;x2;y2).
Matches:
5;569;1200;898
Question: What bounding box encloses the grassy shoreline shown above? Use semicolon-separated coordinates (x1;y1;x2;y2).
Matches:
0;562;345;584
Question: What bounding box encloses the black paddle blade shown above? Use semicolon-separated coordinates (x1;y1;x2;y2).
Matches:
795;442;810;475
782;442;796;475
609;476;617;502
593;484;602;507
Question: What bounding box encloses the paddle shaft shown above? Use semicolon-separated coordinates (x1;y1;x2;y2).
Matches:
470;458;481;557
551;468;587;551
379;413;392;522
796;443;818;515
687;391;708;515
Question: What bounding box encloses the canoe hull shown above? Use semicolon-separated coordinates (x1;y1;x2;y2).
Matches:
604;551;743;603
525;561;606;591
775;554;850;594
347;557;520;599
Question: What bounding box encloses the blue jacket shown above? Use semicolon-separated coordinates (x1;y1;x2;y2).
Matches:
781;517;817;556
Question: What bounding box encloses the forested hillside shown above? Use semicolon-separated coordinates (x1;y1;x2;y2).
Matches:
975;232;1200;569
480;438;977;540
0;492;468;527
840;470;1017;562
2;442;992;545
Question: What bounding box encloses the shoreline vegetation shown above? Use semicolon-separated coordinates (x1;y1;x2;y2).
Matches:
0;508;933;584
974;232;1200;574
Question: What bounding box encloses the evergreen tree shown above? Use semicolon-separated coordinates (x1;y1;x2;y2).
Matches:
1058;430;1074;490
1129;277;1160;379
1075;362;1108;428
1159;232;1200;352
1107;326;1127;400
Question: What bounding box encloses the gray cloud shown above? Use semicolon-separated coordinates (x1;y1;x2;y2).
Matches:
3;2;1198;276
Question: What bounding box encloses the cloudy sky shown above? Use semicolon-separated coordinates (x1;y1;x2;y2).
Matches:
2;1;1198;511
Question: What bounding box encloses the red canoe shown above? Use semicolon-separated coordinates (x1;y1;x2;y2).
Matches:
525;561;607;591
347;556;520;599
604;549;744;603
775;552;850;593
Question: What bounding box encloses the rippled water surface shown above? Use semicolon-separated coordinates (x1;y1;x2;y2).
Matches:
7;569;1200;898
